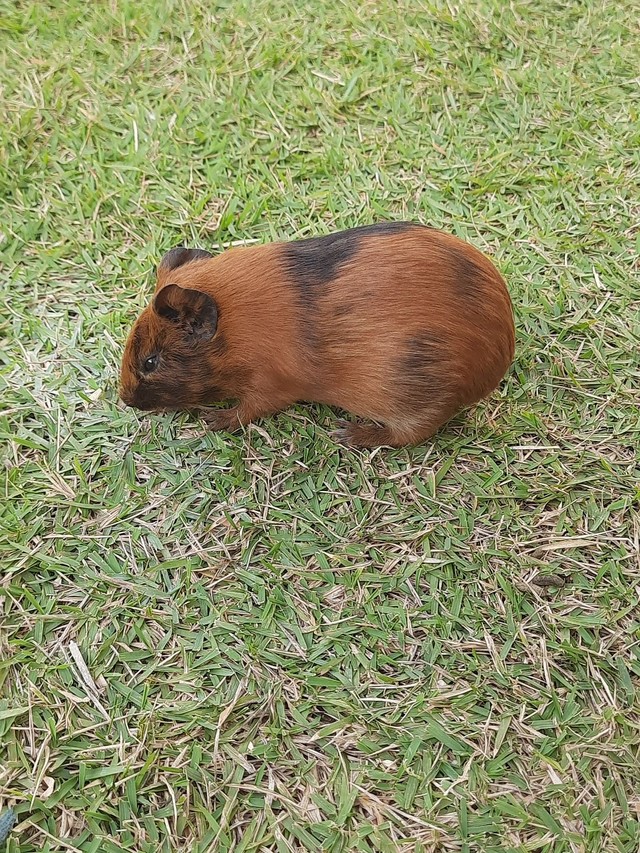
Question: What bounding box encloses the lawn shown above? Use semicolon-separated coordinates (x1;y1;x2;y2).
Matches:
1;0;639;850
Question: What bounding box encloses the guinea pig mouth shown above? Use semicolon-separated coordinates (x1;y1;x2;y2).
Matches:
119;387;150;410
121;396;153;411
119;386;171;412
118;386;134;407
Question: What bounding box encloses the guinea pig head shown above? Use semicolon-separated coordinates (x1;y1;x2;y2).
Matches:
120;250;226;411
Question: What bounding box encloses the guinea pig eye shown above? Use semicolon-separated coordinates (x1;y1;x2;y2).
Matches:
142;354;159;374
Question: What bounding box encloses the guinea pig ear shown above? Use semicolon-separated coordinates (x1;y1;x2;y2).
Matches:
153;284;218;342
158;247;213;273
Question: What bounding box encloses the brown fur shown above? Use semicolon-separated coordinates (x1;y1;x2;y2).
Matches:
119;223;515;447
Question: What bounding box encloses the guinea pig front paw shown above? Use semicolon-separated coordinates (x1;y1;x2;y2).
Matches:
201;408;241;433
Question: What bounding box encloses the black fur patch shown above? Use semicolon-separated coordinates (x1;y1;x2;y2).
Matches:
403;333;444;373
333;301;356;319
283;222;419;291
158;247;213;273
452;248;490;300
399;332;448;405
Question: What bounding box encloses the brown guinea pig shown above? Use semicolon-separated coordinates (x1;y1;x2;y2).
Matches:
119;222;514;447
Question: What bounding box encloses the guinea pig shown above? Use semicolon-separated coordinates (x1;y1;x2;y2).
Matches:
119;222;514;447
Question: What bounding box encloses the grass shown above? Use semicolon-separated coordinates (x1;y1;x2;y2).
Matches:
1;0;639;850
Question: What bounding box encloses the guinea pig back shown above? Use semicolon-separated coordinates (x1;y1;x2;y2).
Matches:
120;222;514;447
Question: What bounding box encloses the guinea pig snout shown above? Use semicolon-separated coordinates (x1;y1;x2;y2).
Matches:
119;383;159;411
119;374;145;409
119;387;134;408
119;380;141;409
